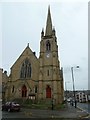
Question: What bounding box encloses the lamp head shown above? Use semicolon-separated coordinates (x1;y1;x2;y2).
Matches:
76;66;79;68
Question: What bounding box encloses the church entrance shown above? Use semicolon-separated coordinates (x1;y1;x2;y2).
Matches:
46;85;51;98
22;85;27;97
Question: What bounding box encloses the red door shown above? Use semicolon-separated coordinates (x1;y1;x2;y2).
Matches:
22;85;27;97
46;86;51;98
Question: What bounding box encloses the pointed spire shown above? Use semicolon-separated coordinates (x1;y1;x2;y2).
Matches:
45;5;52;36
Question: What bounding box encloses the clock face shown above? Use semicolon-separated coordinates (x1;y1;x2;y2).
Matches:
47;53;50;58
46;53;50;58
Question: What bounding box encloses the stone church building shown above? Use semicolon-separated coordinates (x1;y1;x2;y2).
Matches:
3;6;64;104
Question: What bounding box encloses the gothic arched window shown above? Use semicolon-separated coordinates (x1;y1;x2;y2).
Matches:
20;58;31;79
46;40;51;51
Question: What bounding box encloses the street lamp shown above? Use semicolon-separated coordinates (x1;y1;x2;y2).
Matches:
71;66;79;108
65;81;70;101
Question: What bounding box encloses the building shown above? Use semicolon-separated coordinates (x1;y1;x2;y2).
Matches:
3;6;64;105
88;90;90;102
76;91;88;103
0;68;2;99
0;68;9;101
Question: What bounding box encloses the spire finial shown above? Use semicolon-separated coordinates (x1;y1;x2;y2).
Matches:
45;5;52;36
27;43;29;47
48;5;50;13
41;28;44;37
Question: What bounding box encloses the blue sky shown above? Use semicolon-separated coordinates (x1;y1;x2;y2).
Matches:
0;1;88;90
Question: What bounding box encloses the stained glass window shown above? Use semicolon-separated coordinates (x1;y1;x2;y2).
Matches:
20;58;31;78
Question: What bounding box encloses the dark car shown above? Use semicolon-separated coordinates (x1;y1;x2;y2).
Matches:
2;102;20;112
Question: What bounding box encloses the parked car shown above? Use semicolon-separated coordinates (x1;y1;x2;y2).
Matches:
2;101;20;112
67;98;71;102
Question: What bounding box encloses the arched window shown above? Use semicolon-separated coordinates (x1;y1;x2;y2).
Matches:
35;86;37;93
46;40;51;51
12;85;14;93
20;58;31;79
47;70;49;76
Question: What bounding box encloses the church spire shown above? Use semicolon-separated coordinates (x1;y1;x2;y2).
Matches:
45;6;52;36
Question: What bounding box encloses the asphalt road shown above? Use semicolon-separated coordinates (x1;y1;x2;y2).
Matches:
1;105;89;119
2;108;28;118
77;102;90;113
0;100;90;119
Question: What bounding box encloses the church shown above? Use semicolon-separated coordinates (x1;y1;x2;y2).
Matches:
3;6;64;105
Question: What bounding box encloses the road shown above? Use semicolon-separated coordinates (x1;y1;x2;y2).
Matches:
1;105;89;119
1;100;90;119
2;108;29;118
77;102;90;113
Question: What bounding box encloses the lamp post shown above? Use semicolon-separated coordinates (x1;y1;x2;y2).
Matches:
65;81;70;101
71;66;79;108
51;94;54;110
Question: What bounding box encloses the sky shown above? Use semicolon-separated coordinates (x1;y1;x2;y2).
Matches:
0;1;88;90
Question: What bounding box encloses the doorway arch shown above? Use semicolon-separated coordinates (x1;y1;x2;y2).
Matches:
22;85;27;97
46;85;51;98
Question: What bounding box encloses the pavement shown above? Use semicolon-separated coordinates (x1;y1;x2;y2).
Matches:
21;103;90;119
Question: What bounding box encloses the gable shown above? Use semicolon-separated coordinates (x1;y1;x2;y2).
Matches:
11;45;39;70
9;45;39;81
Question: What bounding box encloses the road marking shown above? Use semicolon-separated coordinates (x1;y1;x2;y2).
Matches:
79;113;90;119
24;112;33;116
83;114;90;118
51;115;54;118
77;111;82;112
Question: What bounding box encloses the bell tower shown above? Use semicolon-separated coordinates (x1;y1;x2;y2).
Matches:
38;6;64;104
